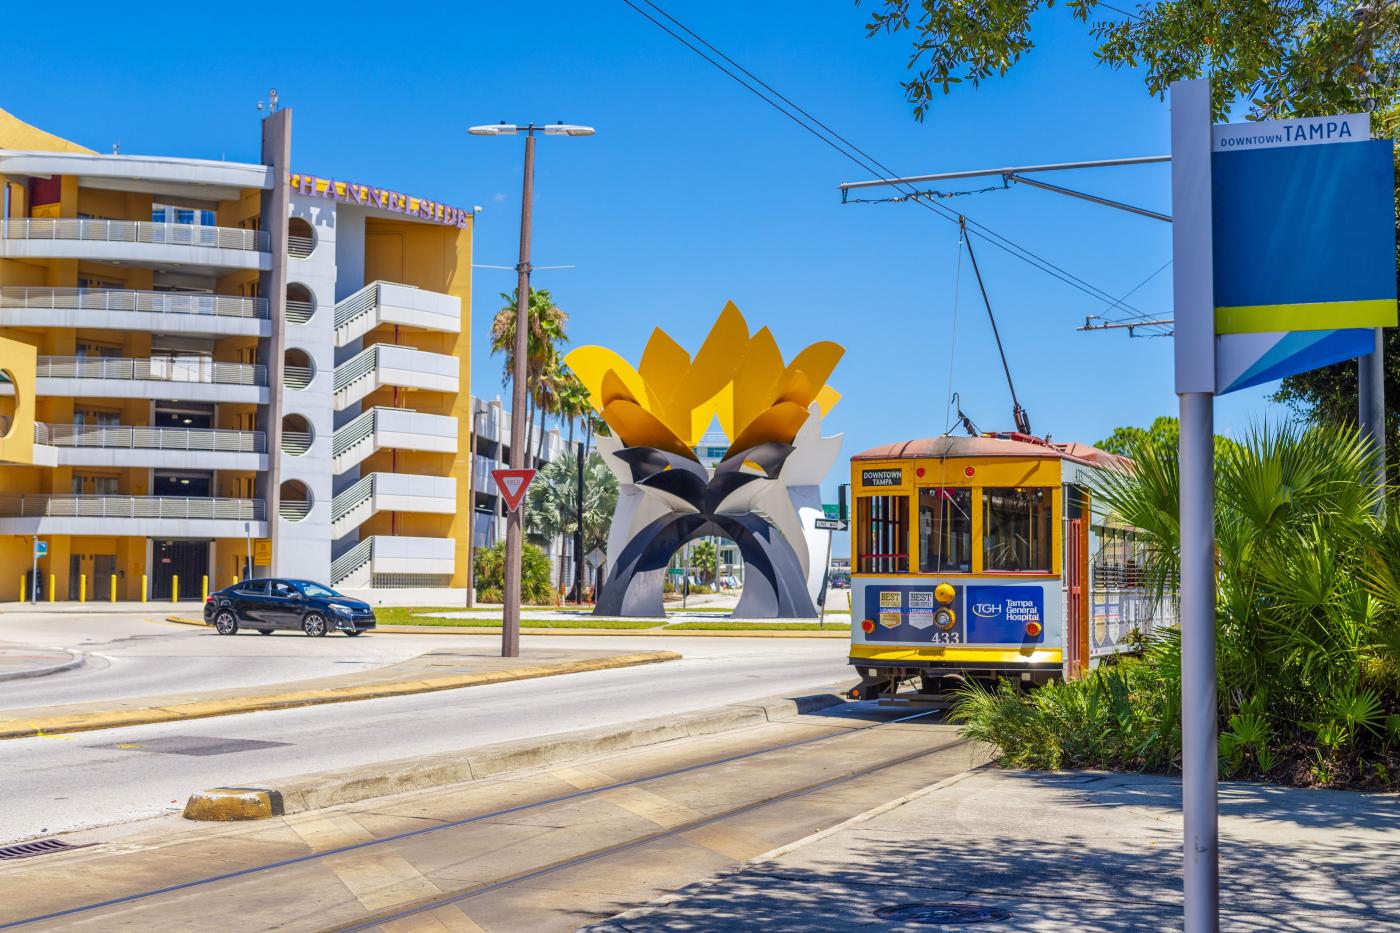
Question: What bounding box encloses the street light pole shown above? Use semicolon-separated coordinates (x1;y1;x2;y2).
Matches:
470;121;595;658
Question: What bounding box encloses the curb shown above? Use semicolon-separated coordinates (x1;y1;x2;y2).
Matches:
0;650;680;741
0;649;84;683
165;615;849;639
184;689;849;821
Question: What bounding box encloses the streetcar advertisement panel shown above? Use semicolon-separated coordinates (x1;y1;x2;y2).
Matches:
855;580;1053;646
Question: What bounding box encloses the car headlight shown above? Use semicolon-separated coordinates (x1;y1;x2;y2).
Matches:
329;604;353;615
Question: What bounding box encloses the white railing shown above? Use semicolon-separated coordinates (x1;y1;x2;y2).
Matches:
279;499;311;521
331;538;373;584
0;495;264;520
334;344;383;392
37;423;265;453
288;235;315;258
332;474;375;523
3;218;269;252
334;281;382;329
333;409;377;458
286;299;314;324
281;431;313;456
0;287;267;319
36;356;266;386
283;365;314;390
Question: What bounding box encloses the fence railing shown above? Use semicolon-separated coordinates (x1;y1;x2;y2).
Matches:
0;495;265;521
281;431;313;456
279;499;312;521
286;299;314;324
36;356;266;386
334;281;382;330
333;409;378;458
333;344;385;392
332;474;375;523
0;287;267;319
284;365;314;390
3;218;269;251
331;538;373;584
36;423;265;453
288;235;315;258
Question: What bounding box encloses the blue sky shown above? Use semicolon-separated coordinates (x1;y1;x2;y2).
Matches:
9;0;1289;543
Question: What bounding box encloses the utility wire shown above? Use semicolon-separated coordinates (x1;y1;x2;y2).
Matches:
621;0;1164;321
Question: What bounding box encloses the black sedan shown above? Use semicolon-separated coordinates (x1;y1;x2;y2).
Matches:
203;578;376;637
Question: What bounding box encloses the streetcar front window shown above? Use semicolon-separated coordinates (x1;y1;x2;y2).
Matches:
857;494;908;574
919;487;972;573
983;487;1053;572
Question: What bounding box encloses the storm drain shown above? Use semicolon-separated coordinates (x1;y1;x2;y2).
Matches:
874;904;1011;924
0;838;93;861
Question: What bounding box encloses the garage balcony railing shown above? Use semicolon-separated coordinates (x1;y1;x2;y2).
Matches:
34;423;266;453
1;218;269;252
0;286;267;319
36;356;266;386
0;495;265;521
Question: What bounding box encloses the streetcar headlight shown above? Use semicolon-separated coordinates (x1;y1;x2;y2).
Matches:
1025;621;1043;637
933;607;956;630
861;618;876;634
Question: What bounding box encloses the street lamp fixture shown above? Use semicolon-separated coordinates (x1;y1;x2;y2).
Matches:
469;119;596;658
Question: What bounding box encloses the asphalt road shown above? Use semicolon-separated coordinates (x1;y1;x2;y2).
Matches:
0;614;851;844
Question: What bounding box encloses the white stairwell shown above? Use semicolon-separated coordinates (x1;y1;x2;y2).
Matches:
332;343;460;411
331;407;459;474
329;471;457;539
334;281;461;348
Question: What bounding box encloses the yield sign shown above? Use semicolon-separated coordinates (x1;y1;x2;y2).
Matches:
492;468;536;512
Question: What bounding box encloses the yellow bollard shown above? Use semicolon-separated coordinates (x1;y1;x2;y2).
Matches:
79;574;86;603
18;575;25;604
48;574;55;603
111;574;117;603
202;575;208;601
172;575;179;604
141;574;148;603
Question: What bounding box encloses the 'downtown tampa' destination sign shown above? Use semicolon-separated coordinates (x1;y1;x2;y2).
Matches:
290;173;472;228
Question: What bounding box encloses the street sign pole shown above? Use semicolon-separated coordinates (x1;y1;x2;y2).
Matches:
1171;78;1219;933
31;534;39;602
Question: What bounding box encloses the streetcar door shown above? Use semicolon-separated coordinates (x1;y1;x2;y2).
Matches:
1064;486;1091;679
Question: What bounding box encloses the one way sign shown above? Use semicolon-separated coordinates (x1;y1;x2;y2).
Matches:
491;468;536;512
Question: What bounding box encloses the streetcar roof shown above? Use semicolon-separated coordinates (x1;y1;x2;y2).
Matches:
851;434;1128;469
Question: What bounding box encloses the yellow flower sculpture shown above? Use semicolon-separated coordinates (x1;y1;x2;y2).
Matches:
564;302;842;462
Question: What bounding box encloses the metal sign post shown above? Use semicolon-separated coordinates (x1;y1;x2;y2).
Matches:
1170;79;1219;933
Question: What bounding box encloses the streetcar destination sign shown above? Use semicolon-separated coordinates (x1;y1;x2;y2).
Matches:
861;468;902;487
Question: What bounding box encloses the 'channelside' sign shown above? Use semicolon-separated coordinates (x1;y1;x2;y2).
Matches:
290;173;472;228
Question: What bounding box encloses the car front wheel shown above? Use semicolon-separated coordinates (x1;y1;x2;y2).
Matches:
302;613;328;637
213;610;239;636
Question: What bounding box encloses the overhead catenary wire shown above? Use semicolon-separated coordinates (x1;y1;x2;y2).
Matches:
619;0;1164;323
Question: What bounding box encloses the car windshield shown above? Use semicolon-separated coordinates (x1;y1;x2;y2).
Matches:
296;582;340;598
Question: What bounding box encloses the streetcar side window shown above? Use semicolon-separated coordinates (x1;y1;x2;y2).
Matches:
918;487;972;573
857;494;909;574
983;487;1053;572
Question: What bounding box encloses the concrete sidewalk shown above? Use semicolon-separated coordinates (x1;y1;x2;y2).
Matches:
0;645;678;739
593;769;1400;931
0;641;83;682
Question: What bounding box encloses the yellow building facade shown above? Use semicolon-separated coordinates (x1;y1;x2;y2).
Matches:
0;107;472;601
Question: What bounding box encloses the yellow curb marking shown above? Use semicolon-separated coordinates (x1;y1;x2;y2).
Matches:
288;812;444;913
555;765;770;861
0;651;680;740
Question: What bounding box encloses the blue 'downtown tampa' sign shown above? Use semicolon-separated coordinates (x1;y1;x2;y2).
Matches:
1209;114;1397;393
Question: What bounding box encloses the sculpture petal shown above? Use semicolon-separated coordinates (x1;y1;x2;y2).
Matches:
675;301;748;421
637;327;692;437
564;346;649;413
732;326;784;439
600;398;700;462
726;401;811;455
783;341;844;400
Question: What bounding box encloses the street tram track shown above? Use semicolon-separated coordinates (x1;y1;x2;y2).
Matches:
2;705;956;930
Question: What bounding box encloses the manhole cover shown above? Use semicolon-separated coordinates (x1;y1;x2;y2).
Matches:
874;903;1011;924
0;838;93;861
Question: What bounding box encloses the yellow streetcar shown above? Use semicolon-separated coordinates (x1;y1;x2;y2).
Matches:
847;432;1173;701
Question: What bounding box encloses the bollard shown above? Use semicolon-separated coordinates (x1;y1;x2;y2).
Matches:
202;575;208;601
141;574;148;603
111;574;117;603
172;575;179;604
18;575;25;604
48;574;55;603
79;574;86;603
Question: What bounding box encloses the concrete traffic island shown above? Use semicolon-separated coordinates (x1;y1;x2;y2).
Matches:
0;646;679;740
589;769;1400;931
0;641;83;682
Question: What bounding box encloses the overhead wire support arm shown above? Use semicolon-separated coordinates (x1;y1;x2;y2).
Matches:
1004;174;1171;223
960;217;1032;436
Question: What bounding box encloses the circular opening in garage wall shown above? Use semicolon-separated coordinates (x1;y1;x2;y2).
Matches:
286;283;316;324
279;479;313;522
281;414;314;456
0;370;18;441
284;348;315;390
288;217;316;259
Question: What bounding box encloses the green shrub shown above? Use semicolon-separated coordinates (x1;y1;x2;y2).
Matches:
472;541;556;606
955;423;1399;789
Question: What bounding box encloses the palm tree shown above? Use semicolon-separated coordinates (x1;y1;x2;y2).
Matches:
690;539;717;587
491;288;568;465
525;451;620;594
